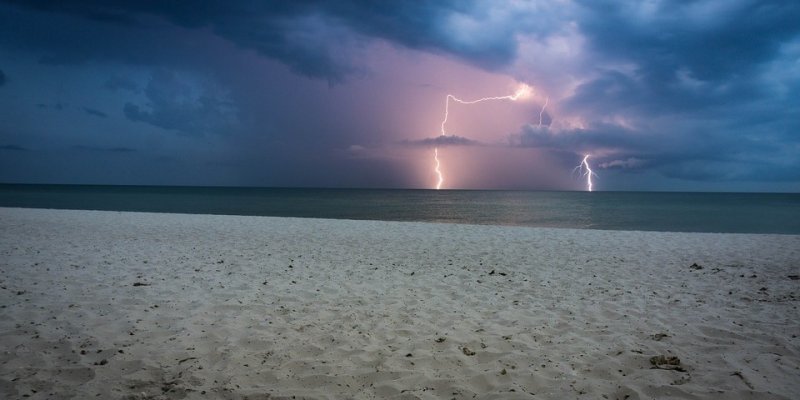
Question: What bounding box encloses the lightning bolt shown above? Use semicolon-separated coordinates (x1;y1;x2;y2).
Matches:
538;97;549;128
434;147;444;190
433;84;531;189
440;85;531;136
573;154;596;192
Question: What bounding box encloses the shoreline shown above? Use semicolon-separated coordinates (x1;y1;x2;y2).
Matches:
1;207;798;399
0;205;797;236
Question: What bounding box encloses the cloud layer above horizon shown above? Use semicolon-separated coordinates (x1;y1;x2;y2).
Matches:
0;0;798;191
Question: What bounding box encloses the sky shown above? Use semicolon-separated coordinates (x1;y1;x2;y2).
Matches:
0;0;798;191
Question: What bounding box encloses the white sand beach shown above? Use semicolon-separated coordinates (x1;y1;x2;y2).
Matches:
0;207;798;399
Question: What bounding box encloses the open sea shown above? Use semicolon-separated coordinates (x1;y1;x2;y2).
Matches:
1;184;798;234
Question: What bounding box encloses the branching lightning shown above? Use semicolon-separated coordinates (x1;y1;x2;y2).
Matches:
573;154;596;192
433;84;531;189
424;84;597;191
439;85;531;136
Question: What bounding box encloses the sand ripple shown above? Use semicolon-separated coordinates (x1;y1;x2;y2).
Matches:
1;208;798;399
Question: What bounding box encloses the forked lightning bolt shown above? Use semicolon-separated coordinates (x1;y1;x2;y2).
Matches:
434;84;531;189
574;154;596;192
439;85;531;136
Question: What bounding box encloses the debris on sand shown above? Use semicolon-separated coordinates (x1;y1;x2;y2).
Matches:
689;263;703;270
650;355;685;372
462;347;476;356
732;371;755;389
651;333;670;341
132;282;151;287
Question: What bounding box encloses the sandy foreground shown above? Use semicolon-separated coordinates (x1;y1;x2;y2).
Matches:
0;207;798;400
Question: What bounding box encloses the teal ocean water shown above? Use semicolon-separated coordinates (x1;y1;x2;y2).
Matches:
1;184;798;234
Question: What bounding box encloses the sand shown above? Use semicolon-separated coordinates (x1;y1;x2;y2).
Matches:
0;207;798;399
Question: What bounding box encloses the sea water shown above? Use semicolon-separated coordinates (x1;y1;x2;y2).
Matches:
1;184;798;234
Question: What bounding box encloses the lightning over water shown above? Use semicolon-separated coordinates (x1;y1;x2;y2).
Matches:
574;154;596;192
434;148;444;190
433;84;531;189
439;85;531;136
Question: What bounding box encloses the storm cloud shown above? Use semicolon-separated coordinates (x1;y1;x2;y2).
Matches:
83;107;107;118
402;135;482;148
0;144;27;151
122;69;239;135
0;0;797;190
2;0;531;82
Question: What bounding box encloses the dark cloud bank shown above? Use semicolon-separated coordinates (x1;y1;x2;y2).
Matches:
402;135;482;148
0;0;798;190
2;0;511;82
